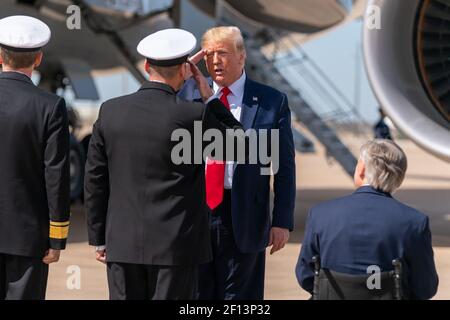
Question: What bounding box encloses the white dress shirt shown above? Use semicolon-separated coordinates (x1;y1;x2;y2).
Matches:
212;71;246;189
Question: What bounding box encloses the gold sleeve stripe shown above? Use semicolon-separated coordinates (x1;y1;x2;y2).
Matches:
50;221;70;227
49;225;69;239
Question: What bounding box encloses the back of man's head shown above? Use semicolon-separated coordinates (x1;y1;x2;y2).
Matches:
0;47;41;70
0;15;50;72
147;61;182;80
138;28;196;90
359;139;407;193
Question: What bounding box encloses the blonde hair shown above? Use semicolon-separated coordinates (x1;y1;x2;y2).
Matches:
201;26;246;53
360;139;407;193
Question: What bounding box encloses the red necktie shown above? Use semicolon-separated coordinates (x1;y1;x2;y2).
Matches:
205;87;231;210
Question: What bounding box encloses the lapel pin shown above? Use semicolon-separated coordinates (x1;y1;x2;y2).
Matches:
253;96;258;102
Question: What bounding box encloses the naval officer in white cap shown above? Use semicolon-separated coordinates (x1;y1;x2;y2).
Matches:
85;28;244;300
0;16;70;300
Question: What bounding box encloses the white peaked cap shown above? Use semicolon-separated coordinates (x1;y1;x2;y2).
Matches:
137;28;196;66
0;15;51;51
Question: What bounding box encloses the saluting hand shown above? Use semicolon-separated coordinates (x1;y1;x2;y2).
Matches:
190;49;207;65
42;249;61;264
268;227;290;255
96;249;107;264
189;62;214;102
184;49;206;80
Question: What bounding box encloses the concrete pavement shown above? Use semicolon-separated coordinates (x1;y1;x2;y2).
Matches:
46;138;450;299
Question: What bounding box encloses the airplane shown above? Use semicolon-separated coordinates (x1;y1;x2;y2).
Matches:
2;0;449;201
363;0;450;163
205;0;450;163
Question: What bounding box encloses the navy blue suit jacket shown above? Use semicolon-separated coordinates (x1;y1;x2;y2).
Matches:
179;76;296;253
296;186;439;299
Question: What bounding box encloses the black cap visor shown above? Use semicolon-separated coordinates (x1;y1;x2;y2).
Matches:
146;54;189;67
0;44;42;53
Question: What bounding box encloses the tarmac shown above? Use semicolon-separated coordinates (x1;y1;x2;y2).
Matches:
46;135;450;300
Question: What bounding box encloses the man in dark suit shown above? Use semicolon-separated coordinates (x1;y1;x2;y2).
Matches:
374;107;393;140
296;139;438;299
0;16;71;300
179;26;296;300
84;28;244;300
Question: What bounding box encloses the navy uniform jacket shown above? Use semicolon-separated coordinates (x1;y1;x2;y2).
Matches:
0;72;71;257
179;77;296;253
84;81;244;266
296;186;438;300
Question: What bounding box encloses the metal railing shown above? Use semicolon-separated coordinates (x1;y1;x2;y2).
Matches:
265;29;370;141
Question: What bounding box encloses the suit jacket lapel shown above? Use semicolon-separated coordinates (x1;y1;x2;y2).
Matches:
233;78;259;181
240;78;259;130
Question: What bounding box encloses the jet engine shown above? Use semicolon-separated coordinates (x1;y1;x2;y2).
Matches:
364;0;450;161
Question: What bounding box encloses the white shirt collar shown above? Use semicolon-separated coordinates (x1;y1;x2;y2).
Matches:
213;70;246;98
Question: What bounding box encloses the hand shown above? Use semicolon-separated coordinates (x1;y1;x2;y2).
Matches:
42;249;61;264
189;62;213;102
268;227;290;255
96;249;107;264
185;50;207;80
189;49;206;65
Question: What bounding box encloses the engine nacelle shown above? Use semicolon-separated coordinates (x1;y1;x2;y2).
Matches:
364;0;450;161
188;0;351;33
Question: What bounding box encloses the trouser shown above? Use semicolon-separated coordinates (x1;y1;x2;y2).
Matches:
0;253;48;300
198;190;266;300
107;262;198;300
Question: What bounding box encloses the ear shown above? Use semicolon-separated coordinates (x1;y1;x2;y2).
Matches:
144;60;150;74
354;158;366;187
240;50;247;66
33;51;43;68
180;63;186;79
357;159;366;181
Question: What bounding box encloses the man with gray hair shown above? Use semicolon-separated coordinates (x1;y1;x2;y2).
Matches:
296;139;438;299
